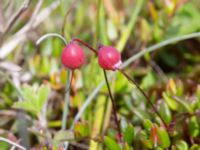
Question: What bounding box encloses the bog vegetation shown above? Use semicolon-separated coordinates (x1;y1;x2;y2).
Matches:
0;0;200;150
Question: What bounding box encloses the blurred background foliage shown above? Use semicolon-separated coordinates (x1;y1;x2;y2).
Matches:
0;0;200;149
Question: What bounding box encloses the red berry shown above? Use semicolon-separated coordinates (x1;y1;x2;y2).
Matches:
98;46;122;71
61;42;85;70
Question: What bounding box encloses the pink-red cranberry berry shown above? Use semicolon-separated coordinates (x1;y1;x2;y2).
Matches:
61;42;85;70
98;46;122;71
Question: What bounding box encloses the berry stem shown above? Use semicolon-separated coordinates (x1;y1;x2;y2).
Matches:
36;33;67;45
65;70;74;93
61;70;73;130
103;69;122;143
72;38;98;55
36;33;72;130
118;69;168;129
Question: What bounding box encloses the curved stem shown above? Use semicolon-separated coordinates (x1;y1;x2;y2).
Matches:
37;33;72;150
36;33;67;45
0;137;26;150
65;70;74;93
121;32;200;69
118;69;168;128
72;38;98;54
62;70;72;150
36;32;72;132
103;70;122;143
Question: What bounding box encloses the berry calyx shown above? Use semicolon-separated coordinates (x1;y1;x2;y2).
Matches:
61;42;85;70
98;45;122;71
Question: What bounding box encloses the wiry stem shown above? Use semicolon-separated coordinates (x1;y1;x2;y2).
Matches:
72;38;98;54
62;70;72;130
36;33;67;45
103;70;122;143
119;69;168;128
68;41;122;142
69;41;122;141
36;32;72;135
122;32;200;69
65;70;74;93
69;32;200;139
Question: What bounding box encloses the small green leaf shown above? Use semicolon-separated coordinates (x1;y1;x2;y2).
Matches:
124;142;132;150
189;116;199;137
167;79;177;95
141;71;156;89
176;80;184;96
37;85;50;111
13;101;38;114
155;147;164;150
143;119;153;131
174;96;193;114
115;73;130;93
134;107;150;120
21;84;38;111
158;102;172;124
22;84;37;102
190;144;200;150
175;140;188;150
162;92;177;110
0;141;10;150
123;124;135;144
157;127;170;148
139;130;153;149
104;136;121;150
125;99;149;120
13;84;50;117
74;122;90;138
53;130;74;146
143;139;154;149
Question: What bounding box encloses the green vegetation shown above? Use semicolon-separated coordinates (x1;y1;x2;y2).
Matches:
0;0;200;149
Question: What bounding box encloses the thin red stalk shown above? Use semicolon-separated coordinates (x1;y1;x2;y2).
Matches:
119;69;168;129
72;38;98;54
103;70;122;143
68;40;122;140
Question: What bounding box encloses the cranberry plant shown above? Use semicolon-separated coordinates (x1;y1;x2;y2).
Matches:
0;0;200;150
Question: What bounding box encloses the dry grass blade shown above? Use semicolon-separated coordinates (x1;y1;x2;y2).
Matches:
3;0;31;35
0;0;61;59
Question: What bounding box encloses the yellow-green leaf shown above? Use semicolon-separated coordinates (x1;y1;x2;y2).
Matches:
162;92;177;110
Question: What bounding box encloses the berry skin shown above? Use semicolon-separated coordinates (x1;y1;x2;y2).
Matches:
61;42;85;70
98;46;122;71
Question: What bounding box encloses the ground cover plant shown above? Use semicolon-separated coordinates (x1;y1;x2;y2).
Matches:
0;0;200;149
